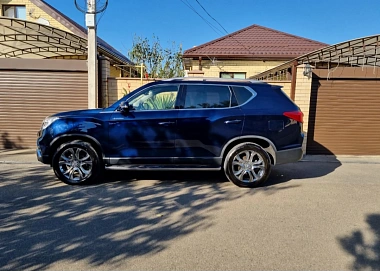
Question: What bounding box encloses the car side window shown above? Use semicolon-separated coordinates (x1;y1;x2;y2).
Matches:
184;85;231;109
231;86;255;105
128;85;179;111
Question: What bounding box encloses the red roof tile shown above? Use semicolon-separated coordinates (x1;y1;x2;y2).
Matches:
183;24;328;59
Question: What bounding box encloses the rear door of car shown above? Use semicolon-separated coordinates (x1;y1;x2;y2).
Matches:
175;83;244;167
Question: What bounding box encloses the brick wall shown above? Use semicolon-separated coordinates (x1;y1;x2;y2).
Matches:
107;78;157;105
264;81;291;97
110;65;121;77
293;65;312;153
0;0;71;31
188;59;285;78
100;57;110;107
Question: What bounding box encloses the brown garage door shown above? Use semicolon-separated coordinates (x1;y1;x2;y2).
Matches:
0;59;88;149
307;74;380;155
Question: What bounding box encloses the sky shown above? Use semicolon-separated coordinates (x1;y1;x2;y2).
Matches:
44;0;380;56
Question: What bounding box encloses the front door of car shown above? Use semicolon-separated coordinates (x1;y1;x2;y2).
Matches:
108;84;181;165
175;84;244;167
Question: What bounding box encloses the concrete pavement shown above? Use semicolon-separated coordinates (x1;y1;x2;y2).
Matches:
1;149;380;270
0;149;38;164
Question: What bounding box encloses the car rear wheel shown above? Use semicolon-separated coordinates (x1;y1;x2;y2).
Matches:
224;143;271;188
52;140;103;185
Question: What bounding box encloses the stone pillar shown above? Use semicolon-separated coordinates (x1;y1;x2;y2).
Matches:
294;64;313;154
99;57;111;107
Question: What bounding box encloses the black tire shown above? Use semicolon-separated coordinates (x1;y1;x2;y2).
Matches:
52;140;103;185
224;143;271;188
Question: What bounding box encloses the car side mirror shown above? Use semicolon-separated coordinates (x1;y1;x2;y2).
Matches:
119;101;134;112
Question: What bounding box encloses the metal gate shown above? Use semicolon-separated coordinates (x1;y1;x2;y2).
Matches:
0;59;88;149
307;68;380;155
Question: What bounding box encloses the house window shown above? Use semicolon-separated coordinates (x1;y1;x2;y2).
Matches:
220;72;246;79
2;5;27;20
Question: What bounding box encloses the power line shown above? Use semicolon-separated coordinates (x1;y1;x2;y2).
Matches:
194;0;228;35
179;0;224;36
96;6;107;25
192;0;255;55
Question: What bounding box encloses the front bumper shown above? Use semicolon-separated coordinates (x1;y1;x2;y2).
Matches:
36;147;50;164
37;128;51;165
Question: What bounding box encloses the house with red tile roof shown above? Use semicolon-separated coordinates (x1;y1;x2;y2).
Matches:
183;24;327;79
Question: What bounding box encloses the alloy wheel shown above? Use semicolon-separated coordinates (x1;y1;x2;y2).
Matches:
58;147;93;183
231;150;266;183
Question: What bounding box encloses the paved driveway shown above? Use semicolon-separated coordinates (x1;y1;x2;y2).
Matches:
0;151;379;270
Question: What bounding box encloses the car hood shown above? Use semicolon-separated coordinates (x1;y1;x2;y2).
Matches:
52;109;104;117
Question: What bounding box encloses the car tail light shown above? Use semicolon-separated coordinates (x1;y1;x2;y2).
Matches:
283;111;303;123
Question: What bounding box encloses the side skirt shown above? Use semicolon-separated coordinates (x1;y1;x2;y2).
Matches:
105;164;221;171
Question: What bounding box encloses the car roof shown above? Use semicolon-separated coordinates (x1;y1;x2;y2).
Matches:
162;77;268;84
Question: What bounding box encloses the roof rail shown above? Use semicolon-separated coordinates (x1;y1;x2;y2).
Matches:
163;77;266;84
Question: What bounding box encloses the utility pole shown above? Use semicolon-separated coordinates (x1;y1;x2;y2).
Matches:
86;0;97;109
75;0;108;108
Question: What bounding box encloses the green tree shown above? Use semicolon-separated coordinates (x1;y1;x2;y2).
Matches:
128;35;184;78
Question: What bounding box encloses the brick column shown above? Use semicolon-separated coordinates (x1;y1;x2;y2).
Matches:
294;64;313;154
99;57;111;107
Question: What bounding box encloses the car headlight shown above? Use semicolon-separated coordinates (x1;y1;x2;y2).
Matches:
41;116;59;130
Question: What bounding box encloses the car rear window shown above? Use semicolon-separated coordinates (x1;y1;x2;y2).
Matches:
231;86;254;105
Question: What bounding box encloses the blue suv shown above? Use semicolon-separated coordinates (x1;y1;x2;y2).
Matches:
37;78;304;188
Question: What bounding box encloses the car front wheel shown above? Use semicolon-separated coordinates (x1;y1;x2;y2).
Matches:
224;143;271;188
52;140;103;185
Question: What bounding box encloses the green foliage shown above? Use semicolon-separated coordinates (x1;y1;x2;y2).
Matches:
143;93;176;110
128;35;184;78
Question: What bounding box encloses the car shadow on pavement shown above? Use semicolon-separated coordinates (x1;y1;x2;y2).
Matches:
265;158;342;187
102;156;342;189
338;213;380;270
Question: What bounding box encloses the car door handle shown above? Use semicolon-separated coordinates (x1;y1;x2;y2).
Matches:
158;121;175;125
225;120;242;124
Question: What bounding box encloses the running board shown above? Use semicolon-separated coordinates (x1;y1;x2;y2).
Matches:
106;165;221;171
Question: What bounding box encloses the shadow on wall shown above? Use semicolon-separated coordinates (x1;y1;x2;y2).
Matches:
338;214;380;270
1;132;24;149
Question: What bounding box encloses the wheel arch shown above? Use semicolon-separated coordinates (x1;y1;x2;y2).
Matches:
49;134;104;164
221;136;277;165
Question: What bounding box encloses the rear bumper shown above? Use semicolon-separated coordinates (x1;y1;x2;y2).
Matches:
275;147;303;165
